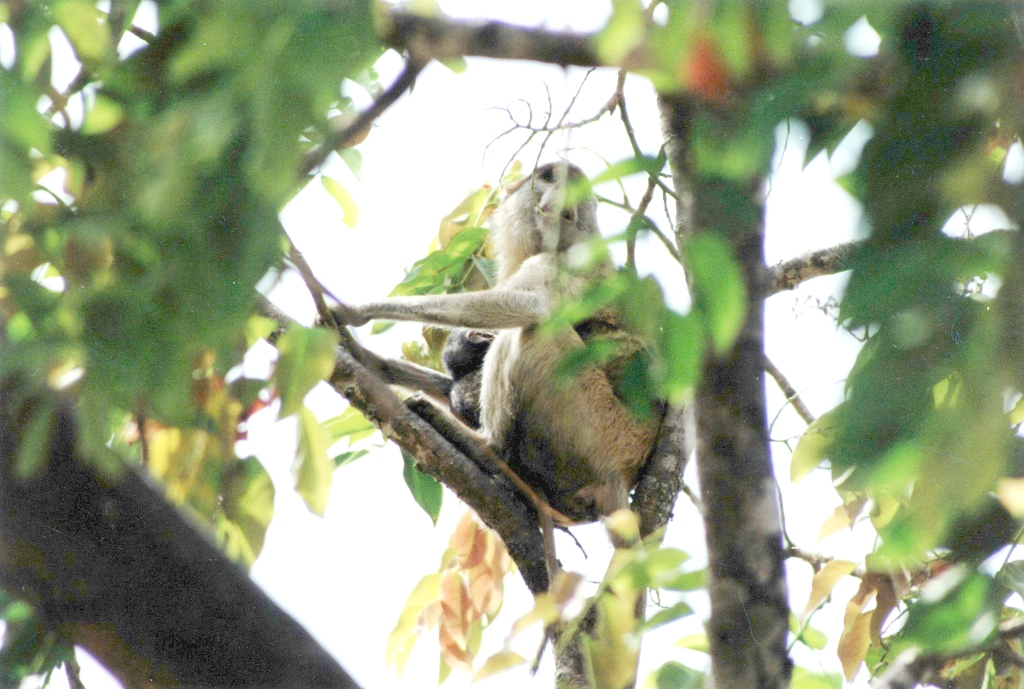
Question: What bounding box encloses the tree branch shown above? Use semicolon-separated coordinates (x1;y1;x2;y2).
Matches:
381;12;602;67
300;57;425;177
768;240;863;295
0;380;362;689
254;274;550;591
762;355;816;425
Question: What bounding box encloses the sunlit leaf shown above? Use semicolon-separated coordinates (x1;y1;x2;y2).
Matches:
321;176;359;227
386;572;442;673
81;96;123;135
675;634;709;653
274;326;339;418
802;561;856;618
472;649;526;682
52;1;109;63
596;0;646;66
791;407;841;481
295;406;333;516
223;457;275;566
323;406;377;445
790;667;842;689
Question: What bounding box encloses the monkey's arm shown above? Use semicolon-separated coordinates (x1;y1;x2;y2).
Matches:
336;289;549;329
335;255;568;329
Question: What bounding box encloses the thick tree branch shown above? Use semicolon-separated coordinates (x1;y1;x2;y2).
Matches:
381;12;602;67
0;380;361;689
328;345;550;593
253;285;550;592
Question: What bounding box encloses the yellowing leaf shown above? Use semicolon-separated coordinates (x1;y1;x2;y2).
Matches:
675;634;709;652
295;406;333;516
791;408;840;481
802;560;856;618
586;588;641;689
321;175;359;227
274;325;339;418
869;492;901;530
472;650;526;682
836;611;872;681
386;572;442;673
817;504;854;541
997;477;1024;517
1010;396;1024;425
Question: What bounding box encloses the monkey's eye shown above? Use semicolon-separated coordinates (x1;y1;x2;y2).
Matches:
561;208;576;223
538;167;555;183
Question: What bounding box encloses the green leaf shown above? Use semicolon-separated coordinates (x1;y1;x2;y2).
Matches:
657;311;702;404
662;569;708;592
81;96;123;134
640;602;694;632
684;234;746;354
650;661;705;689
440;56;468;73
321;176;359;227
295;406;333;516
53;0;110;63
591;155;664;186
274;325;339;418
322;406;377;445
223;457;275;566
15;401;55;481
402;451;442;525
333;448;370;468
896;567;999;655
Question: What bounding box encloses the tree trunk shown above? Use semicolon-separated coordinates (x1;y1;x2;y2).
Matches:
658;92;792;689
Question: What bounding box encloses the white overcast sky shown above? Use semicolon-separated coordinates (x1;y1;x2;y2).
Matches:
18;1;1024;688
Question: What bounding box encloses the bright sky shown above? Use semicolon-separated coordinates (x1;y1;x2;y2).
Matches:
18;2;1024;689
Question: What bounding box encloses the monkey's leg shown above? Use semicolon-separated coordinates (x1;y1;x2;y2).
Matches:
405;396;574;521
405;396;570;579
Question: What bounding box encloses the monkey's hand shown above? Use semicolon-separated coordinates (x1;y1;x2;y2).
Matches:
329;303;369;327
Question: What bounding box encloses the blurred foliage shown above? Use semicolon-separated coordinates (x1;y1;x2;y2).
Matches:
2;0;1024;687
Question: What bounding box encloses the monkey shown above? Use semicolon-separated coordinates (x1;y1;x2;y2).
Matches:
333;162;662;526
442;329;494;429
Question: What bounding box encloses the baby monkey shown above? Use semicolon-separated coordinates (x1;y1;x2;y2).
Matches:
334;163;661;526
442;328;492;429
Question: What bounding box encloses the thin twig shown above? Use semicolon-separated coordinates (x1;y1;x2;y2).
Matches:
762;355;816;425
626;175;657;270
596;194;681;262
127;24;156;44
64;651;86;689
300;57;425;176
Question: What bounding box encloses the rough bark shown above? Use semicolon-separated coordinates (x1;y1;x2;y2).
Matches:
0;379;361;689
659;92;792;689
382;12;601;67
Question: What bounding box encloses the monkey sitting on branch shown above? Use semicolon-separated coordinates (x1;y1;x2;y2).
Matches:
333;162;663;528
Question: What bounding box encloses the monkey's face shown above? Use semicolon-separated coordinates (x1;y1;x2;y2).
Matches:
503;163;599;254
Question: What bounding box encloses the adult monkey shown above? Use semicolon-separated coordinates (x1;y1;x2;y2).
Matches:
334;163;661;526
